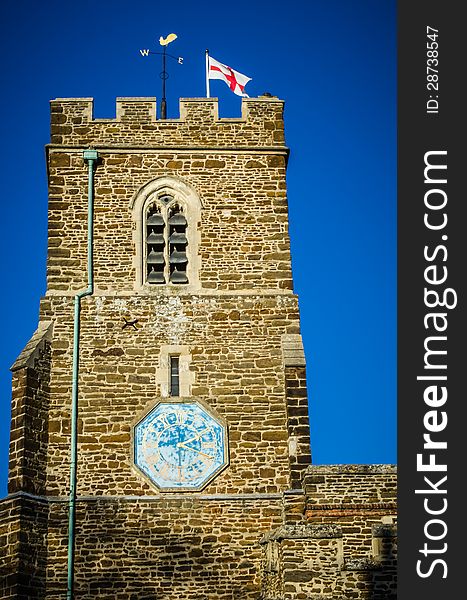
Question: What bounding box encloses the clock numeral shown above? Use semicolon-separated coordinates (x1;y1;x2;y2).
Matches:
158;414;172;428
144;438;159;449
158;463;171;480
173;410;186;425
177;466;185;482
200;455;215;467
146;446;161;462
196;427;211;440
191;459;213;478
202;441;216;449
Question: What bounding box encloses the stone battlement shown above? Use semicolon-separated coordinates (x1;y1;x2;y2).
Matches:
50;96;286;148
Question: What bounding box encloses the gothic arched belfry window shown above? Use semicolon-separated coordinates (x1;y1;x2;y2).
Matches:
131;177;201;289
145;196;189;284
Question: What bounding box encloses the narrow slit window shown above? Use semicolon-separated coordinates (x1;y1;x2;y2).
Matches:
169;356;180;396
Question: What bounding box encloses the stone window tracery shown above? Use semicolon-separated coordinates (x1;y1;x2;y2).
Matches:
145;195;189;285
132;176;201;290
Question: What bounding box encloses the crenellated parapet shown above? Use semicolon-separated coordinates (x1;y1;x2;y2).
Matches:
50;96;285;148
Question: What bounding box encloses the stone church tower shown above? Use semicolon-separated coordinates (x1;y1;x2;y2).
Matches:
0;96;397;599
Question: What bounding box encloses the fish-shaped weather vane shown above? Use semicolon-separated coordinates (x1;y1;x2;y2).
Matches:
140;33;183;119
159;33;178;46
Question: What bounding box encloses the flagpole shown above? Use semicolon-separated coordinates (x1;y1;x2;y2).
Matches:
205;49;210;98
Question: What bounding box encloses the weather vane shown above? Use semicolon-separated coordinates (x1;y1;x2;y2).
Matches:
140;33;183;120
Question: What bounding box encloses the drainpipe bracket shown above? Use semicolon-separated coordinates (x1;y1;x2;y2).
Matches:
83;149;98;162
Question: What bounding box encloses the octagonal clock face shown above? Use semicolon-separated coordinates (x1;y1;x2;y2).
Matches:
134;401;228;491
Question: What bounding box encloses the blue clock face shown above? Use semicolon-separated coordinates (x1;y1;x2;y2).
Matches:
134;401;228;490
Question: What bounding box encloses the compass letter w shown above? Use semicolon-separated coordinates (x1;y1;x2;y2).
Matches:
140;49;150;57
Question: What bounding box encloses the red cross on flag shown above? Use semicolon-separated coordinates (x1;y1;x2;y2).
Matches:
208;56;252;97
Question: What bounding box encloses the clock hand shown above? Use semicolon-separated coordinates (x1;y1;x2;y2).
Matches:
178;431;182;467
176;442;213;459
179;428;210;446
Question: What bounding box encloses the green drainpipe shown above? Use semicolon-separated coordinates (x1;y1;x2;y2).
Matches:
67;149;99;600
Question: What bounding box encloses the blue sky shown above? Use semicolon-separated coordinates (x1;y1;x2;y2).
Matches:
0;0;396;496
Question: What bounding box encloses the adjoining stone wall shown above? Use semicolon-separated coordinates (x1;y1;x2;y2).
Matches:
264;522;397;600
303;464;397;513
304;465;397;599
261;465;397;599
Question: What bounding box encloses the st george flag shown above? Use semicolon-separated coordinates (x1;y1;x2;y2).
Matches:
208;56;252;97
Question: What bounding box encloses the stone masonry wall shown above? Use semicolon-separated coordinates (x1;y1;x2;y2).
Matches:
303;464;397;512
0;495;48;599
260;465;397;599
46;148;290;293
304;465;397;594
49;97;285;148
0;497;21;599
40;96;302;500
39;292;301;497
1;323;51;597
44;496;283;600
46;97;289;294
8;323;52;496
284;365;311;489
